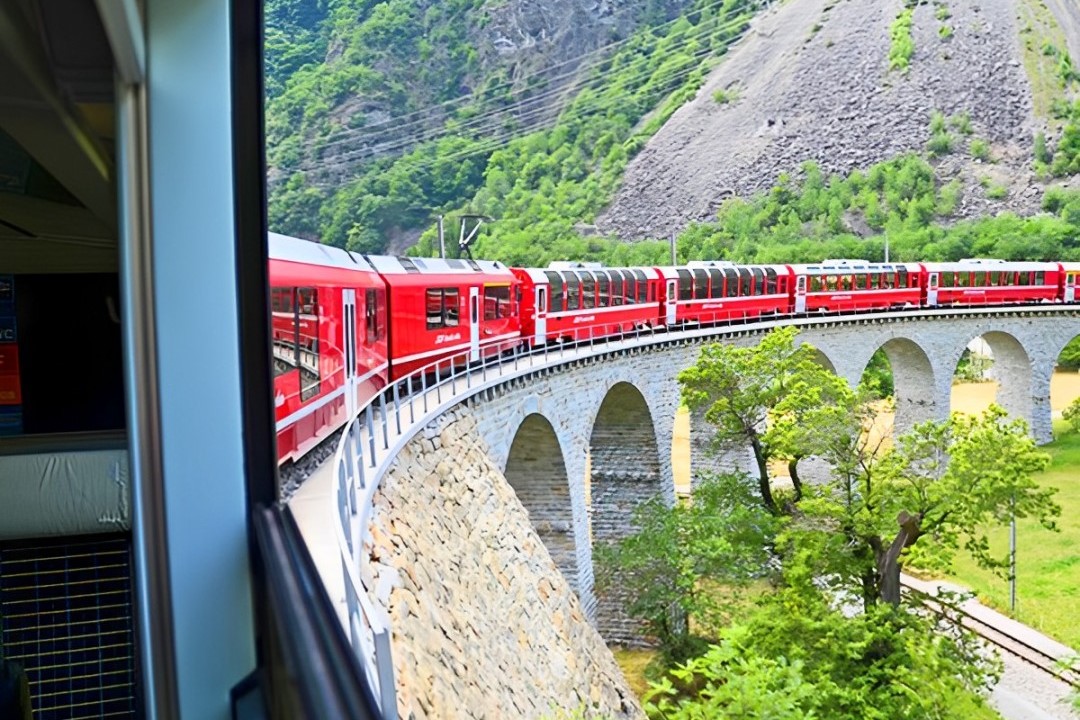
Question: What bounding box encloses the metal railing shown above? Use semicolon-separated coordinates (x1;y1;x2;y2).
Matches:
324;302;1080;718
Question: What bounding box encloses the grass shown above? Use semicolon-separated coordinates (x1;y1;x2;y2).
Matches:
712;87;740;105
889;9;915;73
970;137;991;161
612;647;658;698
940;421;1080;649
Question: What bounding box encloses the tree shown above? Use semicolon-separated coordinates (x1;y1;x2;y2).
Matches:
678;327;835;513
1062;396;1080;434
593;472;778;663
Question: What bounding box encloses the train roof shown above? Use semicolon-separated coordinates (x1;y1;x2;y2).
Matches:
364;255;510;276
268;232;377;273
655;263;789;280
922;260;1059;271
513;266;661;282
790;260;922;274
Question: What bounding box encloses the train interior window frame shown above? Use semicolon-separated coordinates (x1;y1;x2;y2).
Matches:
298;286;320;402
425;287;460;329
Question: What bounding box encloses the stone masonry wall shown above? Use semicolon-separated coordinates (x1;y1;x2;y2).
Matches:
364;406;643;720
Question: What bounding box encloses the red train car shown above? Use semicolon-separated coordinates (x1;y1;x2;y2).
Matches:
923;260;1060;306
657;262;794;325
270;233;389;463
365;255;521;377
790;260;923;313
512;263;662;344
1061;263;1080;303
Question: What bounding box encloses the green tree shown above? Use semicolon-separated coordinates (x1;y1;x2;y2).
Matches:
593;472;778;662
1063;397;1080;434
677;327;835;513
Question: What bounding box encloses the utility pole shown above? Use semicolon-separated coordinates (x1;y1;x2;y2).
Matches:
437;215;445;259
670;231;677;265
1009;494;1017;613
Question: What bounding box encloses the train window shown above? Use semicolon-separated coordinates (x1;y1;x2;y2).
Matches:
365;289;378;344
272;286;298;378
426;288;460;329
707;269;724;298
1035;271;1046;285
298;287;320;401
565;273;580;310
722;268;738;297
989;271;1000;285
677;269;693;300
735;268;750;296
621;271;635;305
747;268;762;295
484;285;511;320
765;269;778;295
545;271;564;312
634;270;649;303
973;272;987;287
692;269;709;299
597;273;610;308
580;272;596;309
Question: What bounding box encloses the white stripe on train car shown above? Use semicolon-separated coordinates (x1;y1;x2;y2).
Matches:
275;362;389;431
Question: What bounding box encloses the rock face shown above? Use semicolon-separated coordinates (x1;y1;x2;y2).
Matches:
364;406;643;720
597;0;1047;240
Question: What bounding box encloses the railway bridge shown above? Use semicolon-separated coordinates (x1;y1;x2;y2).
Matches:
290;306;1080;719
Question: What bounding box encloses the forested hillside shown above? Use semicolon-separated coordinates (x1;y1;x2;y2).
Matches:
267;0;1080;267
266;0;742;253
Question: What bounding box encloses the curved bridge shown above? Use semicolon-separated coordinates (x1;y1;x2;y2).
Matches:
290;306;1080;718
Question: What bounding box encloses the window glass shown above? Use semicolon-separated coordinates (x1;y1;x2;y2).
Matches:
723;268;738;296
565;273;580;310
272;287;297;378
298;287;320;401
677;270;693;300
597;273;610;308
765;269;778;295
484;285;511;319
365;289;378;344
634;270;649;303
425;288;460;329
810;275;822;292
580;272;595;309
1035;270;1045;285
693;269;709;299
545;271;564;312
707;269;724;298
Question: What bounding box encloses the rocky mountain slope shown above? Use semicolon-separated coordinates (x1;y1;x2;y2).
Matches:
598;0;1080;240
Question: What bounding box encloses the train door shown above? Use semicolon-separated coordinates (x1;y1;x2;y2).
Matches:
794;275;807;313
927;272;939;306
1066;273;1077;303
469;286;480;362
665;279;677;325
535;285;547;343
342;289;358;417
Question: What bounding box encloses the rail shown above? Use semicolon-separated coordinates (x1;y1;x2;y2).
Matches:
322;302;1080;717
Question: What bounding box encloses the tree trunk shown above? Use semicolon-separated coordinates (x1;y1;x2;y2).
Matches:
749;434;777;513
877;511;923;606
788;458;803;502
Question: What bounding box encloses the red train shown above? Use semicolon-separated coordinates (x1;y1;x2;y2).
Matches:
270;233;1080;464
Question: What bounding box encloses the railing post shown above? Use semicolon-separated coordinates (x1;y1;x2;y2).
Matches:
380;393;389;450
392;382;402;435
338;461;352;554
407;376;415;424
366;404;376;466
374;629;398;720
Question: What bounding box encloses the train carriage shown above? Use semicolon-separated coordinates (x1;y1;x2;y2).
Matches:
1059;263;1080;303
366;255;521;377
791;260;923;313
269;233;389;464
923;259;1060;307
512;263;662;345
657;262;794;325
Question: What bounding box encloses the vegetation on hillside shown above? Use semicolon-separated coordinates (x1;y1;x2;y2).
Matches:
267;0;761;252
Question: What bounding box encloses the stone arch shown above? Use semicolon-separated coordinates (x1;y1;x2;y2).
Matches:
504;413;581;590
587;381;664;643
875;337;939;436
951;331;1032;427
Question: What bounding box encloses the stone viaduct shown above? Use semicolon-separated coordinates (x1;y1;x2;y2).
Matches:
341;308;1080;718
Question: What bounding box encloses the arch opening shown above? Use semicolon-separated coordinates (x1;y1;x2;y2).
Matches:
950;332;1030;424
1053;333;1080;438
588;381;663;643
504;413;580;590
866;338;937;438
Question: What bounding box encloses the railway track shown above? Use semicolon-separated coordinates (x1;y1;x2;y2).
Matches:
899;579;1080;689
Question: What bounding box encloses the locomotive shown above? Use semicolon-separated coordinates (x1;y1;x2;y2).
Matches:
270;232;1080;464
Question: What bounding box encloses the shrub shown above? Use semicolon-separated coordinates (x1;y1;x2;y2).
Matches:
928;130;954;156
1035;130;1053;164
939;25;953;39
930;110;948;134
970;137;991;161
951;112;973;134
1063;397;1080;435
712;87;739;105
889;10;915;72
986;183;1008;200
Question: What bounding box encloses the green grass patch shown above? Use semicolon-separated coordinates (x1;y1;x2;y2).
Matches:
612;647;657;699
712;86;740;105
941;423;1080;649
970;137;991;161
889;9;915;73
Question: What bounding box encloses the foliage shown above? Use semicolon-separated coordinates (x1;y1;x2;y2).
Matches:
1064;397;1080;434
927;130;953;156
677;327;833;512
594;472;778;662
644;588;1001;720
711;86;739;105
1058;335;1080;370
953;348;993;382
889;9;915;73
861;347;894;398
969;137;991;161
